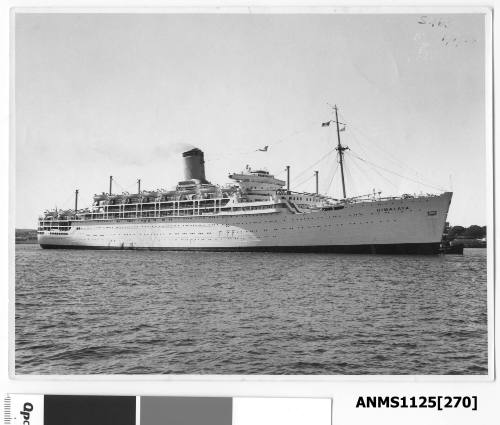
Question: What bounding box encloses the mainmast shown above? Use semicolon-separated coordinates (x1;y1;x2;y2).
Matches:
333;105;348;198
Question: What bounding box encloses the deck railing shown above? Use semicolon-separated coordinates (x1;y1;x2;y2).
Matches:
38;198;285;230
38;191;440;231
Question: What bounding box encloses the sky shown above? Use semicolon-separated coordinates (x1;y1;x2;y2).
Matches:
14;12;488;228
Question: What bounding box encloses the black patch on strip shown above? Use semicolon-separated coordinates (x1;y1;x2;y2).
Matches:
44;395;135;425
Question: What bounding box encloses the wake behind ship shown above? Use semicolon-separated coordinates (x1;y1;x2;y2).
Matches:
38;108;452;254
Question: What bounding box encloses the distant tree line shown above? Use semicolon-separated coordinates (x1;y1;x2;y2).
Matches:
15;228;38;244
445;225;486;241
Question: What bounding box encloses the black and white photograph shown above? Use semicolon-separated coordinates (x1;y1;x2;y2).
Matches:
13;10;490;375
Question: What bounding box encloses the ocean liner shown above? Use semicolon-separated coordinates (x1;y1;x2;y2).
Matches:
37;107;452;254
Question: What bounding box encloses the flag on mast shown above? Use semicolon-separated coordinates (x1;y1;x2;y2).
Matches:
321;121;331;127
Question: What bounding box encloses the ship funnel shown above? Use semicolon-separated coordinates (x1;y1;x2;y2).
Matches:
182;148;207;183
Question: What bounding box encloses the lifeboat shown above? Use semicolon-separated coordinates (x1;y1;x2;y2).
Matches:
141;191;157;197
176;185;196;194
198;184;217;193
177;181;197;189
124;195;141;204
93;193;108;202
56;209;72;219
156;190;177;201
108;194;125;205
141;191;158;202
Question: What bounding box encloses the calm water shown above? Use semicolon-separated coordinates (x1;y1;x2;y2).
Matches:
15;245;488;375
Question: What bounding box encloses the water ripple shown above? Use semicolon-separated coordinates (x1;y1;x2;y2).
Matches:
15;246;488;375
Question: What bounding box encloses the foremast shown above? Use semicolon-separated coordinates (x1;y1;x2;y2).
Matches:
333;105;349;199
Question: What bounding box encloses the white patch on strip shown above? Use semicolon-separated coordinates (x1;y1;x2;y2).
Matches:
135;396;141;425
233;397;332;425
6;395;44;425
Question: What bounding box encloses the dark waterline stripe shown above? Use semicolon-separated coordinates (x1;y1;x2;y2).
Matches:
39;242;442;255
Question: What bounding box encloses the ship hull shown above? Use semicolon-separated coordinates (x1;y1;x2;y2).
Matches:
39;242;441;254
38;192;452;255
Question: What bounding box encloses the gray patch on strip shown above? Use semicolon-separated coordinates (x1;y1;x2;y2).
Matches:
141;397;232;425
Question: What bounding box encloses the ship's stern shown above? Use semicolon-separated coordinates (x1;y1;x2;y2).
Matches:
37;215;74;249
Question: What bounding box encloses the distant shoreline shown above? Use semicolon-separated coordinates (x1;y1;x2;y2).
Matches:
15;228;37;244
